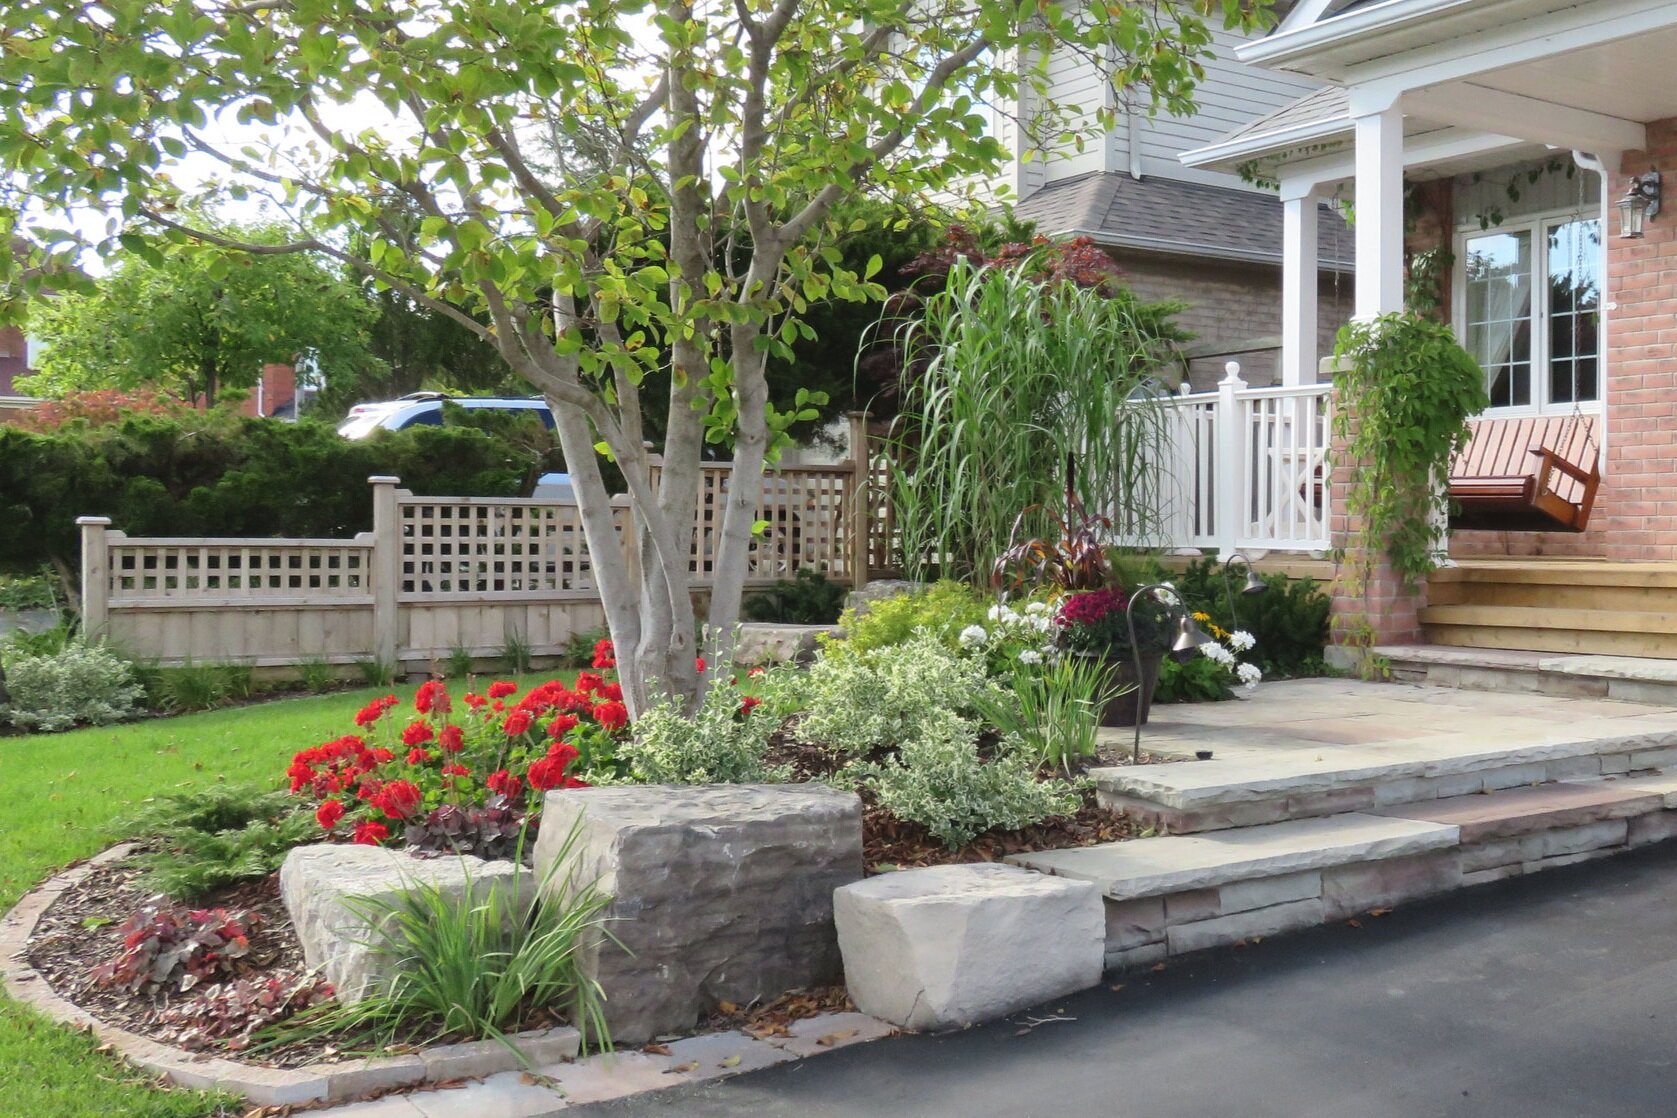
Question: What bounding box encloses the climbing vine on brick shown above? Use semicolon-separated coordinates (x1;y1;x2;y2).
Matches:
1332;313;1488;596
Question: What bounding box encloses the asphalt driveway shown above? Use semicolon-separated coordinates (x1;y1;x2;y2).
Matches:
574;842;1677;1118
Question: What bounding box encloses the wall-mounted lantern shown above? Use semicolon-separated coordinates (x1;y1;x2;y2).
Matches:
1617;168;1662;239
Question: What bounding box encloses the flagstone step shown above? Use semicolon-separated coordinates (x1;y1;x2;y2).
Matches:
1368;779;1663;842
1377;644;1677;704
1008;813;1459;900
1092;720;1677;834
1010;773;1677;971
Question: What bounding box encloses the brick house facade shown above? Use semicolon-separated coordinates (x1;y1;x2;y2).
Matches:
0;324;29;395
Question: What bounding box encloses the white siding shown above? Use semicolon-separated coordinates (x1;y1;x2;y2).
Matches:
1038;43;1115;184
1134;28;1321;188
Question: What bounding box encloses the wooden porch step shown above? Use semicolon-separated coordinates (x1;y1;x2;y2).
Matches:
1423;560;1677;659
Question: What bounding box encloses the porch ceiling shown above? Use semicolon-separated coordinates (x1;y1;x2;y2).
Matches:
1469;25;1677;126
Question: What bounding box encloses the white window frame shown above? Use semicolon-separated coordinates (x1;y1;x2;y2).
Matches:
1451;205;1605;419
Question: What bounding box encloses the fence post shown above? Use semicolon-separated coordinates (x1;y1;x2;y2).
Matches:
846;411;871;590
1214;363;1247;561
77;516;112;641
368;476;401;667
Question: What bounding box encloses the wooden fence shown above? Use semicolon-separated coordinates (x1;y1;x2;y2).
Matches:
80;429;884;669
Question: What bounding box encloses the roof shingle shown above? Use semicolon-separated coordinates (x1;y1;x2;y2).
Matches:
1013;171;1354;269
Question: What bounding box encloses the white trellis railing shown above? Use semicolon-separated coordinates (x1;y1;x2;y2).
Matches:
1144;365;1334;556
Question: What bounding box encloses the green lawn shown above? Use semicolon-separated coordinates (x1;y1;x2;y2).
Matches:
0;676;550;1118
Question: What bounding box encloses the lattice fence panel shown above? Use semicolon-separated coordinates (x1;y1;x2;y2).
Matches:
108;541;372;600
398;498;598;597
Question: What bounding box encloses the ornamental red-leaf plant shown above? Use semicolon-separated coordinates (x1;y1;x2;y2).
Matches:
288;673;620;855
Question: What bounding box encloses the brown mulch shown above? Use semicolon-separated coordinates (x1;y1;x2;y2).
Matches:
26;854;303;1041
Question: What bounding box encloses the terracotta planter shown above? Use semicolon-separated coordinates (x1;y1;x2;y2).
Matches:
1096;649;1165;728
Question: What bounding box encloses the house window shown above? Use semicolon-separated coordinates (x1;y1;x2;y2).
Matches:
1457;213;1601;413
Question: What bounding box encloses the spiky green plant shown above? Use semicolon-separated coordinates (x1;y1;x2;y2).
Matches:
975;655;1120;775
269;821;613;1055
889;257;1184;582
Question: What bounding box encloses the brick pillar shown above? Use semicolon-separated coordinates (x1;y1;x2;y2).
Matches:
1322;358;1427;668
1603;119;1677;562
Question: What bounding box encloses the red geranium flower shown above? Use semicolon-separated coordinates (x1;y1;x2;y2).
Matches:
441;762;470;778
695;656;706;672
574;671;604;696
414;680;452;716
528;743;587;791
353;700;386;727
486;769;523;798
503;710;534;737
591;638;617;670
352;821;390;846
373;779;422;820
463;692;487;709
740;695;762;716
547;713;579;739
597;681;624;703
315;799;345;830
401;721;434;747
437;724;465;752
406;748;432;765
592;700;628;732
487;680;518;699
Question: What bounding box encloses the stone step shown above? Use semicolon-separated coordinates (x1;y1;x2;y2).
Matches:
1091;720;1677;833
1376;644;1677;705
1007;812;1460;900
1368;779;1663;842
1011;773;1677;972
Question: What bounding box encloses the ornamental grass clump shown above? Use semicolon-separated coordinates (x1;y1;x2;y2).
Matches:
279;822;612;1053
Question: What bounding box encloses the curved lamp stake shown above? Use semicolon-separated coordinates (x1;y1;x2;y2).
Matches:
1220;549;1268;631
1125;583;1215;765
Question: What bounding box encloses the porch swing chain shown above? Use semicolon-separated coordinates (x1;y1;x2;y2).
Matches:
1557;163;1597;461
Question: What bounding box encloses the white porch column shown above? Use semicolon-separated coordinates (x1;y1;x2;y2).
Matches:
1279;180;1320;386
1352;98;1405;320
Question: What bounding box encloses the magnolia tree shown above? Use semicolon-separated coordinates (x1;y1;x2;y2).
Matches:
0;0;1270;715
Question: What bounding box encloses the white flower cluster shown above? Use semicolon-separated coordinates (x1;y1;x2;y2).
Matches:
958;624;989;650
986;601;1055;635
1197;632;1264;691
1200;642;1235;667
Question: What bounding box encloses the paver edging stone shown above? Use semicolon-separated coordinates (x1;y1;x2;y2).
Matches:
0;844;580;1107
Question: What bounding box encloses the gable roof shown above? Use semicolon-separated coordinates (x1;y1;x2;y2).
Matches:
1013;171;1353;270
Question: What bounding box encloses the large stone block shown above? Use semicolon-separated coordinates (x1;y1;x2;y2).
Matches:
732;623;839;666
279;844;532;1002
1320;850;1461;921
834;864;1103;1031
1165;898;1325;955
537;784;863;1045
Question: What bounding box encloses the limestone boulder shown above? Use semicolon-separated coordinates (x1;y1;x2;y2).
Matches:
834;863;1103;1031
279;844;532;1002
732;623;840;666
536;784;864;1044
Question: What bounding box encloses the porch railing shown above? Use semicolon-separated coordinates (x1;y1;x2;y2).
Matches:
1143;366;1334;556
